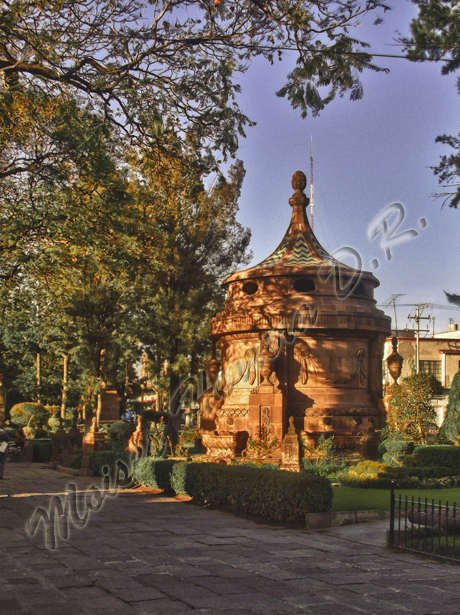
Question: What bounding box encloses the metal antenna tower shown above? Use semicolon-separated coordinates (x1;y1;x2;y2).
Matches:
310;135;314;232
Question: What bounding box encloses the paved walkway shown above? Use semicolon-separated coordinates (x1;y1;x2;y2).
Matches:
1;462;460;615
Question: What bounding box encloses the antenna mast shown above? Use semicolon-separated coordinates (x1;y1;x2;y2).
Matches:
310;135;315;232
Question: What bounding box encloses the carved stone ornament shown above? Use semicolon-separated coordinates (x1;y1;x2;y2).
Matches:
261;406;271;427
201;432;238;458
326;349;367;386
269;371;281;393
217;407;249;418
294;342;320;387
280;416;301;473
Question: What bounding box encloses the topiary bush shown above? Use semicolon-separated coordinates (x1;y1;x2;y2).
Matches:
170;462;333;522
106;421;135;450
385;440;416;455
10;402;52;437
411;445;460;471
47;407;77;433
381;440;416;467
132;458;178;491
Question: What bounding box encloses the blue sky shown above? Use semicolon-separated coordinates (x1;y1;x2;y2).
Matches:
227;1;460;335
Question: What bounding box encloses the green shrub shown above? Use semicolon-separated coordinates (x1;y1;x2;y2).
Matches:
32;439;53;463
439;370;460;442
170;460;190;496
105;439;126;452
411;445;460;470
48;408;76;433
10;402;52;437
170;462;333;522
132;458;178;491
385;440;415;455
387;373;440;443
337;460;460;489
108;421;135;443
302;458;346;476
88;450;132;478
379;440;416;467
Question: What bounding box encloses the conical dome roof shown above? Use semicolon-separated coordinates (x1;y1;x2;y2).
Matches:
212;171;390;339
225;170;358;285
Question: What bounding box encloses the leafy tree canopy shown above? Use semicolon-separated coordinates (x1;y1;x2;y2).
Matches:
0;0;391;158
387;372;441;444
404;1;460;207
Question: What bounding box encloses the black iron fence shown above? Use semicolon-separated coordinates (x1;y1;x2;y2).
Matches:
389;485;460;564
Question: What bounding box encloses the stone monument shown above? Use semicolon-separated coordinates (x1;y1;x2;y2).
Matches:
199;171;391;463
79;417;106;476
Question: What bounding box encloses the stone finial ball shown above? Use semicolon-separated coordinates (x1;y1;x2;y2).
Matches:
291;171;307;193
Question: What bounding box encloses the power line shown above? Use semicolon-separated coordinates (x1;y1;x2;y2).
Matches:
253;45;452;63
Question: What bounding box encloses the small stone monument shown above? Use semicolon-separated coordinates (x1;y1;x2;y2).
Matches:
79;417;105;476
128;416;149;456
280;416;301;472
199;171;391;461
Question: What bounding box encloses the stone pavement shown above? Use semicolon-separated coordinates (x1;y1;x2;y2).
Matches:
1;462;460;615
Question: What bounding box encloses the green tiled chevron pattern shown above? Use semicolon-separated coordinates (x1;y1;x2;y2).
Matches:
284;226;319;266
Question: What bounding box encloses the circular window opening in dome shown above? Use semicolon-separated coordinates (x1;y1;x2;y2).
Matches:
293;278;315;293
243;282;258;295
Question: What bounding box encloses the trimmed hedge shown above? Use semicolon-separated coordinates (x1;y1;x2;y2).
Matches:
132;458;179;491
412;446;460;470
385;440;415;455
170;462;333;522
32;439;53;463
88;450;132;478
337;460;460;489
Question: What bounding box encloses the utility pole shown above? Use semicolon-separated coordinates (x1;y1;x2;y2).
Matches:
407;304;431;374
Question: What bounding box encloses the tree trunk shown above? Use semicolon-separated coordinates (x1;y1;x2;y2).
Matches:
84;386;94;433
36;352;41;404
166;371;182;450
61;354;69;419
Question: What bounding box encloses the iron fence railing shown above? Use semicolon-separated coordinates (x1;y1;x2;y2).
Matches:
389;484;460;564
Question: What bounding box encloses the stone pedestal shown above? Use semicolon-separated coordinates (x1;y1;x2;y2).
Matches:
128;416;149;457
280;416;301;472
78;417;105;476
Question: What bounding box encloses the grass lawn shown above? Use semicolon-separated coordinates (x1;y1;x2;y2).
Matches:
331;486;460;512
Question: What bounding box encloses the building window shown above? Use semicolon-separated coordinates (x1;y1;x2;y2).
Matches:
382;360;389;383
419;360;441;380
